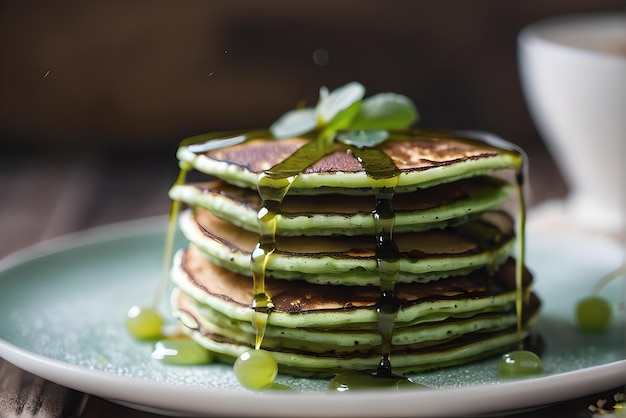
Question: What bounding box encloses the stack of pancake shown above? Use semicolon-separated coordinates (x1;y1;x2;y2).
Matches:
168;130;540;377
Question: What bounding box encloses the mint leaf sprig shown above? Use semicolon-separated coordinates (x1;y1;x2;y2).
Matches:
270;82;419;148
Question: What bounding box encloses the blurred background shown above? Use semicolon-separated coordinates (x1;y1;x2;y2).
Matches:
0;0;624;254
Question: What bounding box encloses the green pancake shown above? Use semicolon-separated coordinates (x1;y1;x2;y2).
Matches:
176;130;523;195
178;208;516;285
169;176;513;236
170;246;540;377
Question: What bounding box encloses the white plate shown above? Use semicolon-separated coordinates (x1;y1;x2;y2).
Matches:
0;215;624;417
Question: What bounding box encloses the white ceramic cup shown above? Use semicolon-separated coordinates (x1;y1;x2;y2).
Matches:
518;12;626;235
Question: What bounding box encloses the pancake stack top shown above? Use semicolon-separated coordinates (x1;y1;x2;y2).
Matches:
168;83;540;377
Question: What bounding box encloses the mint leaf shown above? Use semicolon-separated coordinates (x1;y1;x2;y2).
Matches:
350;93;418;130
270;108;317;138
337;129;389;148
316;82;365;124
269;82;419;144
325;100;362;132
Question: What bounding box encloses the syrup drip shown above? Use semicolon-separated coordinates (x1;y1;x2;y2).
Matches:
328;146;426;390
514;165;527;347
349;146;407;381
250;187;284;349
449;131;528;345
146;133;266;362
251;136;335;349
153;164;189;307
155;132;264;307
456;132;529;352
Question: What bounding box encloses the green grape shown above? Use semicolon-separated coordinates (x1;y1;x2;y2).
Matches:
126;305;163;340
576;296;612;332
233;349;278;390
152;338;214;365
498;350;543;378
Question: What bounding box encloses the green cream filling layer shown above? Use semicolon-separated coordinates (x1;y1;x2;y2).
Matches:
177;210;515;285
170;250;523;329
169;177;512;237
173;289;517;351
176;144;521;195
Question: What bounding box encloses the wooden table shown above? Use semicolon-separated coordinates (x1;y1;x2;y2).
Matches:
0;148;622;417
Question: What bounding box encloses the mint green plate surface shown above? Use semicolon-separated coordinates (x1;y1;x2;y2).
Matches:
0;215;624;417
